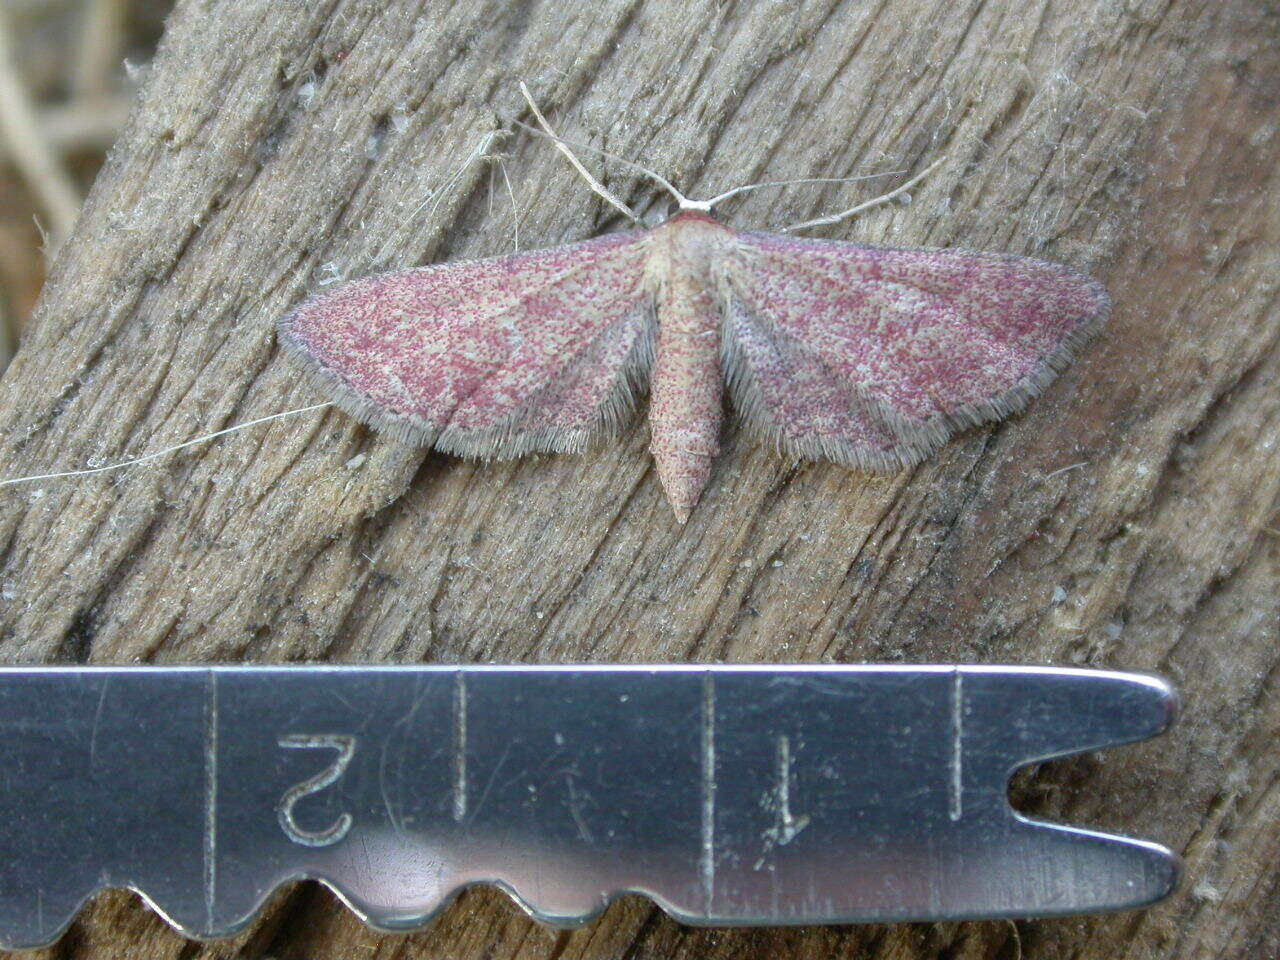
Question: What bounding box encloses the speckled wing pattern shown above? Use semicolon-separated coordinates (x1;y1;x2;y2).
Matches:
279;231;654;458
721;231;1108;471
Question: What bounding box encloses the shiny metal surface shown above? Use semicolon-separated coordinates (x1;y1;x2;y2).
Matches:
0;664;1178;948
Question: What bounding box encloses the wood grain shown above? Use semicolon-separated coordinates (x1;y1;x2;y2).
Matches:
1;0;1276;957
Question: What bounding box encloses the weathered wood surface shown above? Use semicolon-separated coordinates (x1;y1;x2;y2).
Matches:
0;0;1276;956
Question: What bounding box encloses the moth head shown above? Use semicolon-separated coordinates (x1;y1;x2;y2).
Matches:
643;195;718;226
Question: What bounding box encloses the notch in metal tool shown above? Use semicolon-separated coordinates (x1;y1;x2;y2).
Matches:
0;664;1178;948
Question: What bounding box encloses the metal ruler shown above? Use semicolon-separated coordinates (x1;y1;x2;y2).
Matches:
0;664;1178;948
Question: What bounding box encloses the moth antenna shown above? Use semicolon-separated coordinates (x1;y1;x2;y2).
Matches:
0;402;333;488
518;84;641;222
780;156;948;233
510;119;690;209
702;170;908;207
515;84;695;214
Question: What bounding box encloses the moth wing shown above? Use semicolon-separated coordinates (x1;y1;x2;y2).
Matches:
722;231;1108;470
280;232;655;458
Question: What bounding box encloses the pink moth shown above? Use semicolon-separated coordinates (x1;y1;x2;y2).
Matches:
281;108;1106;522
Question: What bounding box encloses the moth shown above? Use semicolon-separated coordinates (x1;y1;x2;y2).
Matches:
281;101;1107;522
